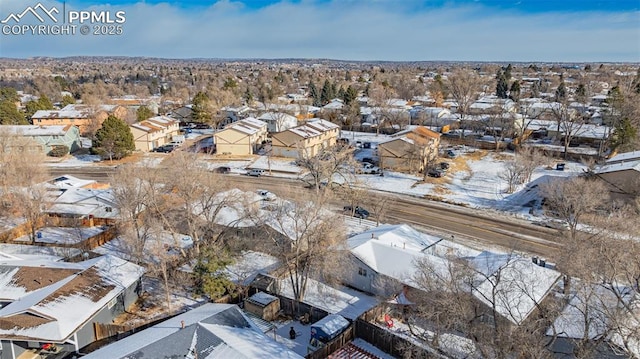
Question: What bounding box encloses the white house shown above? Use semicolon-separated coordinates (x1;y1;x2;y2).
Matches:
258;112;299;133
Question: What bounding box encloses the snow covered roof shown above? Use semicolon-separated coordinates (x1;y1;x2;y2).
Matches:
131;116;178;133
47;187;117;219
247;291;278;306
348;224;439;252
83;303;303;359
472;256;561;325
351;240;450;289
223;251;280;286
595;160;640;175
311;314;349;337
258;112;297;123
607;151;640;164
278;277;378;320
0;255;144;342
222;117;267;135
1;125;74;136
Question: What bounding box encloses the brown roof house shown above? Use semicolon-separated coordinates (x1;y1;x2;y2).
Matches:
31;104;127;136
129;116;181;152
378;126;441;173
0;254;144;358
213;117;268;156
270;119;340;159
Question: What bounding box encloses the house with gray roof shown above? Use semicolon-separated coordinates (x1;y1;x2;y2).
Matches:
0;124;81;155
83;303;303;359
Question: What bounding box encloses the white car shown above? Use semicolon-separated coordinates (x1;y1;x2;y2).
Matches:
359;162;380;174
257;190;277;201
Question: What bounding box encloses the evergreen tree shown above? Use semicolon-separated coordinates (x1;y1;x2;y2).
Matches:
320;79;332;105
509;81;521;101
504;64;513;80
308;81;321;107
555;80;567;102
330;81;338;101
576;84;586;98
0;87;19;103
337;86;346;102
343;85;358;106
61;94;75;107
496;70;509;99
610;117;637;152
136;105;154;122
93;115;135;161
223;77;238;90
191;91;211;123
530;80;540;98
243;87;253;104
0;100;26;124
192;247;235;299
24;95;54;118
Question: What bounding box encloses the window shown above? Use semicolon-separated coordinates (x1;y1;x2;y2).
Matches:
358;267;367;276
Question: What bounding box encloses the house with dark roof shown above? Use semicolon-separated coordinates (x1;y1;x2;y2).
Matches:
83;303;303;359
0;254;144;359
594;150;640;198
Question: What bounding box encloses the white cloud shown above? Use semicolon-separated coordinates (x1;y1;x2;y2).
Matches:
1;0;638;61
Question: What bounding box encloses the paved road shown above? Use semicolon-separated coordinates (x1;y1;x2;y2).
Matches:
48;166;564;258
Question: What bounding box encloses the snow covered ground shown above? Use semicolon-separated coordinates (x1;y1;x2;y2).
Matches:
47;131;587;222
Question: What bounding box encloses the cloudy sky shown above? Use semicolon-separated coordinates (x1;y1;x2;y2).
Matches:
1;0;638;62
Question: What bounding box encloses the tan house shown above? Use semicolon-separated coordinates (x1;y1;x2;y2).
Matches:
32;104;127;136
130;115;180;151
378;126;441;173
213;117;268;155
595;151;640;199
270;119;340;159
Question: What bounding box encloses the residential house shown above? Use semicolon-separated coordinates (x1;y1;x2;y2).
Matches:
1;124;81;154
44;175;117;221
32;104;127;136
258;112;298;133
222;105;254;124
343;224;452;297
129;115;181;152
594;151;640;198
377;126;441;173
409;107;454;128
166;105;194;122
82;303;303;359
469;96;516;115
0;254;144;359
110;95;160;114
213;117;268;156
270;119;340;159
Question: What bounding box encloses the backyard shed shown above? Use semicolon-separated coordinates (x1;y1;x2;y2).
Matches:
244;291;281;321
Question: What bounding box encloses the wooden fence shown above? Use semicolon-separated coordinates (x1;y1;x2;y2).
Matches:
354;319;435;358
306;325;355;359
94;322;136;341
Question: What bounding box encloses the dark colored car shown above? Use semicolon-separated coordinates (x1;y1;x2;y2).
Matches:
428;168;445;178
439;162;451;171
343;205;370;219
445;150;457;158
154;144;176;153
216;166;231;174
361;157;379;166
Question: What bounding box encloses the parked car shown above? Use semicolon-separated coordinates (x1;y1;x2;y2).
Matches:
247;169;265;177
343;205;370;219
428;168;445;178
257;190;277;201
361;157;379;166
445;150;457;158
153;144;177;153
438;162;451;171
358;162;381;174
215;166;231;174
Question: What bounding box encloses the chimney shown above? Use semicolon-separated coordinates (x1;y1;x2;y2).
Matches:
181;320;185;329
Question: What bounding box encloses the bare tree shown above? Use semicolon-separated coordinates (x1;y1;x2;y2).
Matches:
446;70;484;137
297;144;357;194
540;176;609;241
249;191;347;304
550;101;588;159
